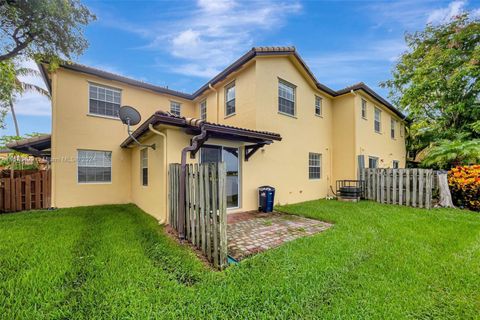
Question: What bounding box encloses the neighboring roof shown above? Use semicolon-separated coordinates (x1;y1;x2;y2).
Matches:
39;46;405;119
120;111;282;148
6;134;51;157
337;82;405;119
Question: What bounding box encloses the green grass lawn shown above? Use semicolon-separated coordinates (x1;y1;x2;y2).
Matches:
1;201;479;319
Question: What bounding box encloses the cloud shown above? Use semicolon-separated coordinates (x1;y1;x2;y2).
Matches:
11;59;51;117
427;1;467;24
306;39;407;87
118;0;302;78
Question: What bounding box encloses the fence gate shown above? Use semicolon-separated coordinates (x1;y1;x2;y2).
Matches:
360;168;434;209
0;169;51;213
169;162;228;269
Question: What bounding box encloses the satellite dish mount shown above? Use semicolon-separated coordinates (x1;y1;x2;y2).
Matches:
119;106;155;150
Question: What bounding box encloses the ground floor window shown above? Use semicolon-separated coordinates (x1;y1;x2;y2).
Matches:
200;145;239;208
309;153;321;179
78;150;112;183
141;148;148;186
392;160;399;169
368;156;379;168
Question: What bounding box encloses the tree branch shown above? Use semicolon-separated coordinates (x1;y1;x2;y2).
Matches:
0;37;32;62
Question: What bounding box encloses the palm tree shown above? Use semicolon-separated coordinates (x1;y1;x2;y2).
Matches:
9;65;50;136
421;139;480;169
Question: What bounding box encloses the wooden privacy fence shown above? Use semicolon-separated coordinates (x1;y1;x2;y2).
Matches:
169;162;228;269
360;168;435;209
0;170;51;212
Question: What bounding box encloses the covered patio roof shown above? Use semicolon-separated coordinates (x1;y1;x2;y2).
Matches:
120;111;282;160
6;134;51;157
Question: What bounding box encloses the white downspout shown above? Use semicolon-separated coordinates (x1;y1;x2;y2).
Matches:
209;83;219;122
148;124;167;225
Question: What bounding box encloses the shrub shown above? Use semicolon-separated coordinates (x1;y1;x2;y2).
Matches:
448;165;480;211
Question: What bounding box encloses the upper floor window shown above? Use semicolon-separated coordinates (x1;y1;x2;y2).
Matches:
391;118;397;139
200;100;207;121
308;153;322;179
225;82;236;116
315;95;322;116
78;150;112;183
278;79;296;116
368;156;379;168
170;101;181;116
361;99;367;119
400;124;404;137
141;148;148;186
392;160;399;169
374;107;381;133
89;84;121;118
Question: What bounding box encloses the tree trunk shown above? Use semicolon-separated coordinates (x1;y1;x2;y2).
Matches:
436;173;455;208
9;99;20;136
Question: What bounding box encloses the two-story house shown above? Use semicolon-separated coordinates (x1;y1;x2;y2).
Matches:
36;46;406;221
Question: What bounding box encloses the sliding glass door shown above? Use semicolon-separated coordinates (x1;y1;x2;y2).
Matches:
200;145;240;209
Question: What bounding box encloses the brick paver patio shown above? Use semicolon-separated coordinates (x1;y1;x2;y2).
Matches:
227;211;332;261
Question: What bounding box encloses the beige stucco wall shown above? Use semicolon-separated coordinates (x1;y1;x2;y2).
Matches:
332;94;356;182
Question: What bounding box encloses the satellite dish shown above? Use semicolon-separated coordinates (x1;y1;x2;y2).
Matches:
119;105;141;125
119;105;155;150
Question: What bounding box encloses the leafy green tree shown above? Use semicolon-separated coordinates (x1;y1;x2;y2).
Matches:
0;0;96;63
382;13;480;163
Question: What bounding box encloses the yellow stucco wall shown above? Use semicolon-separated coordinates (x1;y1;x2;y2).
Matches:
51;68;194;209
50;54;406;221
353;92;406;173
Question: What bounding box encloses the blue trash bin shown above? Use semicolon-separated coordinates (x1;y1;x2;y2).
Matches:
258;186;275;213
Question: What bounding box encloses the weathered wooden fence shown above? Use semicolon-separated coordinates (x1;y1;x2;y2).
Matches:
361;168;435;209
169;162;228;269
0;170;51;212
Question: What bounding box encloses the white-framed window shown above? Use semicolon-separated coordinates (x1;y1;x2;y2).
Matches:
225;82;236;116
315;95;322;116
361;99;367;119
374;107;381;133
392;160;399;169
368;156;379;168
170;101;181;116
391;118;397;139
77;150;112;183
308;153;322;179
141;148;148;186
278;79;296;116
200;100;207;121
88;83;121;118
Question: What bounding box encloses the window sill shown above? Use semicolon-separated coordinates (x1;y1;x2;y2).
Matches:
362;117;367;120
278;111;297;119
375;130;382;134
309;178;322;180
224;113;236;119
87;113;121;121
78;181;112;185
315;114;323;118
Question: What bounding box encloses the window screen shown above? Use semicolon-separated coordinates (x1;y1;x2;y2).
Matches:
374;107;381;133
278;80;295;116
141;148;148;186
89;84;121;117
315;96;322;116
78;150;112;183
309;153;321;179
225;83;235;116
200;100;207;120
170;101;181;116
361;99;367;118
